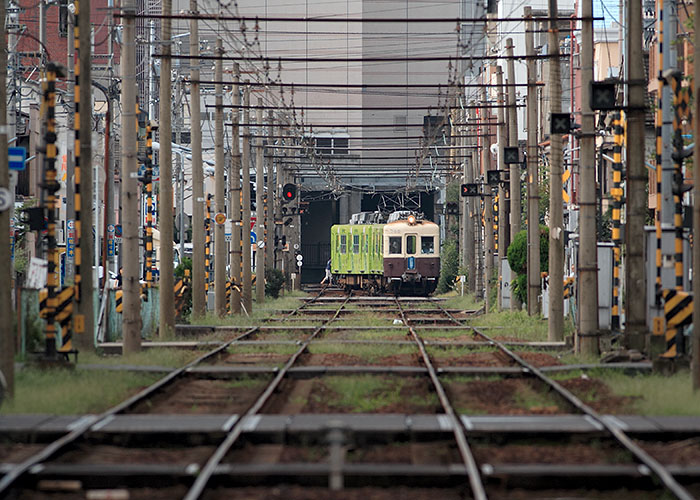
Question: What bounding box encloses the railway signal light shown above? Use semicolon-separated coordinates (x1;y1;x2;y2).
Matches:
503;147;520;164
282;183;296;202
486;170;501;186
590;81;618;110
461;183;479;197
550;113;572;134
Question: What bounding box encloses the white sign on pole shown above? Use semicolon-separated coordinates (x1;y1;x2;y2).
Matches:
26;258;48;289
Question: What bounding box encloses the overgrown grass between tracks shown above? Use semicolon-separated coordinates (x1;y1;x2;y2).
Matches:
0;369;161;415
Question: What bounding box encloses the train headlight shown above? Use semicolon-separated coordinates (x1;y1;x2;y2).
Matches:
407;215;416;225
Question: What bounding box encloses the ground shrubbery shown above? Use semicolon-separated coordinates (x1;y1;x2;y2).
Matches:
506;226;549;305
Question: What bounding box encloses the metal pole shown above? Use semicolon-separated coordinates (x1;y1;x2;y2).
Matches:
578;0;599;354
255;99;265;304
189;0;205;318
624;0;648;347
266;111;275;271
76;0;94;350
241;85;253;313
482;87;494;311
693;0;700;390
159;0;175;337
0;0;12;395
525;7;540;316
230;64;242;313
506;38;521;311
65;11;75;281
214;38;226;317
120;0;141;353
548;0;564;341
464;108;475;293
496;66;508;309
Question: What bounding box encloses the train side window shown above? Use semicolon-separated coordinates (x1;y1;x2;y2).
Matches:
353;234;360;254
389;236;401;254
421;236;434;254
406;235;416;255
340;234;347;254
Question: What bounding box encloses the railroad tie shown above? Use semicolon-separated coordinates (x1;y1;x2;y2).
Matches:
661;289;693;358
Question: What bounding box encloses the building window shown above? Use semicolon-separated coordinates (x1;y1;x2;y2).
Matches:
315;136;348;156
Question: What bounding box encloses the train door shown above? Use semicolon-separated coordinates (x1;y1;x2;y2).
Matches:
405;233;418;272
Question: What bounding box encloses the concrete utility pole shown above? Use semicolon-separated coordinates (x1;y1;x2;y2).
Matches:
577;0;599;354
506;38;521;311
496;66;509;308
481;86;494;310
463;108;475;293
189;0;205;319
255;100;265;304
121;0;141;353
159;0;174;337
266;111;275;271
241;85;253;313
624;0;648;348
230;64;241;313
214;38;226;317
76;0;94;351
525;8;541;316
548;0;564;341
0;0;13;397
693;0;700;390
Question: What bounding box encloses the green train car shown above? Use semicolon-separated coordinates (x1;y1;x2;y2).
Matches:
330;224;385;292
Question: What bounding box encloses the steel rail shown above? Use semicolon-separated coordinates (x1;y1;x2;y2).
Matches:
394;298;487;500
0;326;260;496
430;300;695;500
281;286;328;320
184;292;353;500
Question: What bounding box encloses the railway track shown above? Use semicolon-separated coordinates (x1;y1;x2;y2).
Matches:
1;288;699;499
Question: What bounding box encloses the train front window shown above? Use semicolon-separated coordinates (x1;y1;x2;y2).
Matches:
389;237;401;255
421;236;434;254
353;235;360;254
406;235;416;255
340;234;347;254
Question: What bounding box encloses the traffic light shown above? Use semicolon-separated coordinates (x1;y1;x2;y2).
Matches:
282;183;296;202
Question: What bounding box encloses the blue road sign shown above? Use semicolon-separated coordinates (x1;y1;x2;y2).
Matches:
251;231;257;244
8;146;26;171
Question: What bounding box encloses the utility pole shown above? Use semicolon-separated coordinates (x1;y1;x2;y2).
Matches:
578;0;599;354
230;64;241;313
266;111;275;271
0;0;13;397
159;0;175;337
624;0;648;348
241;85;253;313
464;108;475;293
548;0;564;341
76;0;94;351
65;11;75;281
496;66;509;309
255;100;265;304
189;0;205;319
481;86;493;309
525;8;540;316
693;0;700;390
506;38;521;311
214;38;226;317
120;0;141;353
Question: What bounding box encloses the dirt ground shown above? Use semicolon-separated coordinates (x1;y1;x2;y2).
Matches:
129;378;267;414
472;440;632;465
52;444;215;465
202;486;469;500
432;351;561;368
300;353;421;366
639;438;700;464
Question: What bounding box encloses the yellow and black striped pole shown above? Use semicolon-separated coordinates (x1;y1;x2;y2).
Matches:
42;63;64;357
205;194;213;293
144;121;154;286
72;0;84;334
611;112;624;330
670;73;689;291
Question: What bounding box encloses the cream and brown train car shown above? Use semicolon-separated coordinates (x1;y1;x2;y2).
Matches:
382;214;440;295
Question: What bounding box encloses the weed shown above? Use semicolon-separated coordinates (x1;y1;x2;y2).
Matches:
78;349;200;368
308;343;416;360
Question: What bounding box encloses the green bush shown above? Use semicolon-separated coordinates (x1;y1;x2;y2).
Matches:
437;240;459;294
265;268;286;298
506;226;549;305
